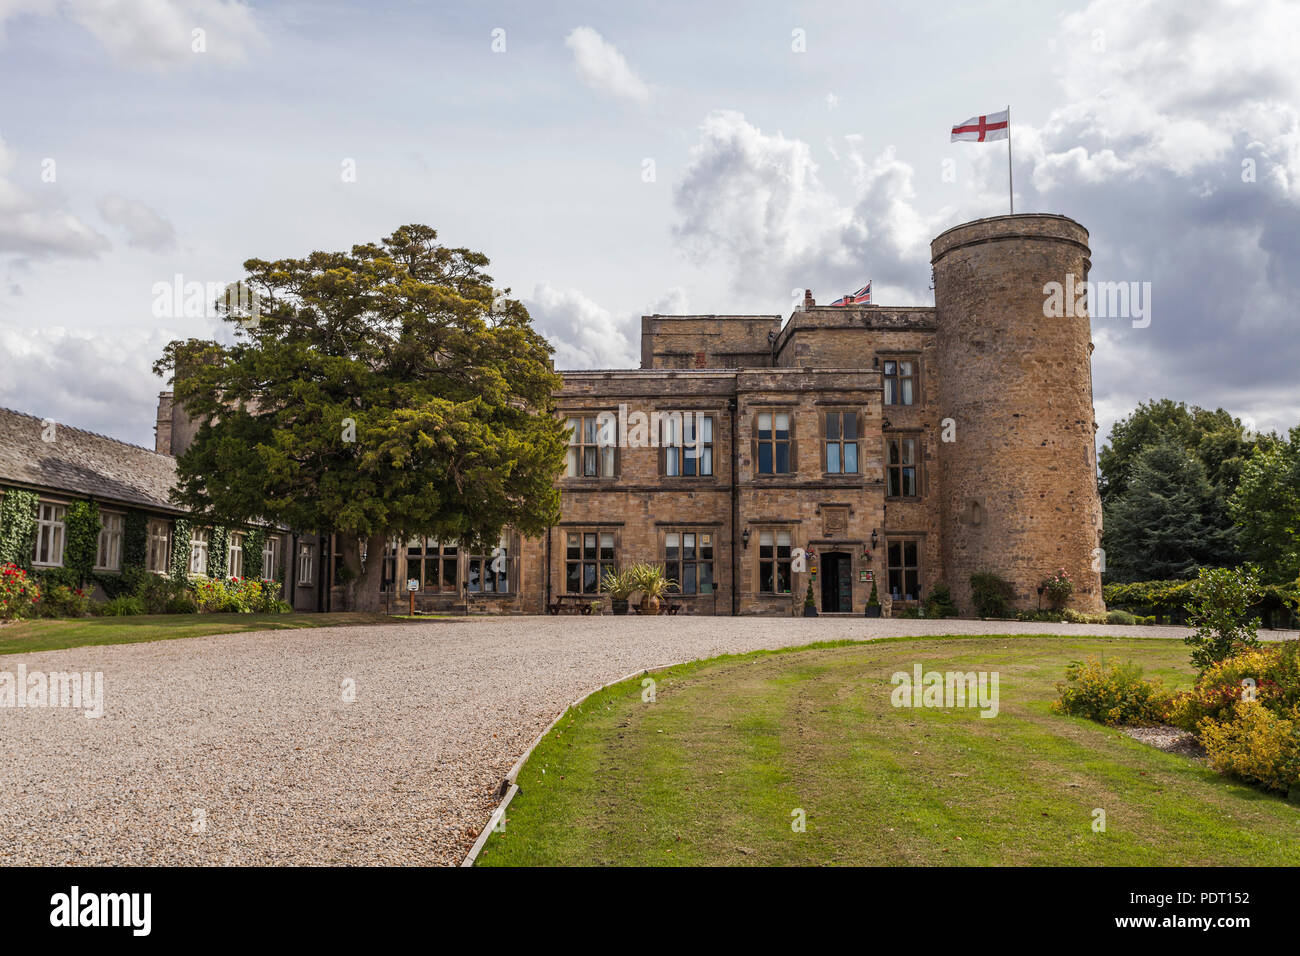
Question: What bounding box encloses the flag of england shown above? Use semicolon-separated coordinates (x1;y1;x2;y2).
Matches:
951;109;1009;142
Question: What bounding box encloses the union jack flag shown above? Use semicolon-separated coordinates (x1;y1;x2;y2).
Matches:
829;281;871;306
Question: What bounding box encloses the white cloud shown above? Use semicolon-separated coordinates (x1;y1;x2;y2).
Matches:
564;26;650;103
525;283;638;369
97;195;177;251
0;0;264;69
0;137;108;260
672;111;942;302
525;284;695;370
1041;0;1300;188
98;195;179;252
673;111;850;277
647;286;689;316
0;323;182;446
1030;143;1134;193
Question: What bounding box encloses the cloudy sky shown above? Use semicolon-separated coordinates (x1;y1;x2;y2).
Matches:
0;0;1297;448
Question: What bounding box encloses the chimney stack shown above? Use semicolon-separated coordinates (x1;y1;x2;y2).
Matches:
154;391;174;455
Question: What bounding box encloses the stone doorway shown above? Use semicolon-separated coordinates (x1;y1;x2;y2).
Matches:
819;551;853;613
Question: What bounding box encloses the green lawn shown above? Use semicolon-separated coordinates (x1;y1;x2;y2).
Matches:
0;611;414;655
477;635;1300;866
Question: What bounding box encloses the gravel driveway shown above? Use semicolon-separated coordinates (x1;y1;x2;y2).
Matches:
1;616;1292;866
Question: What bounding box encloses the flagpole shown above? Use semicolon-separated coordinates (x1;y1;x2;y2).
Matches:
1007;104;1014;215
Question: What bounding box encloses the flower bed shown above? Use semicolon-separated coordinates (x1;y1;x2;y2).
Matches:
0;563;40;620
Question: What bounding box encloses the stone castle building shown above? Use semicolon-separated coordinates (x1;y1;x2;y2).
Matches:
152;213;1105;617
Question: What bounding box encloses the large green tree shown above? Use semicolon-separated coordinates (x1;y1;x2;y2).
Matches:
1099;399;1256;505
1098;398;1263;581
1102;438;1238;582
154;225;568;609
1229;427;1300;584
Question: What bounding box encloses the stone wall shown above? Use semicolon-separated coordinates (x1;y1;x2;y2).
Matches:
640;315;781;369
931;214;1105;614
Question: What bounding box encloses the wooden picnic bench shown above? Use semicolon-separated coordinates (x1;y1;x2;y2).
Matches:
547;594;593;615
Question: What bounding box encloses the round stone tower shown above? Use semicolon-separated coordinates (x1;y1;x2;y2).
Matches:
931;214;1104;615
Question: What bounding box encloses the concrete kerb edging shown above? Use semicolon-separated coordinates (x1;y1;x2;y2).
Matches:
460;659;693;867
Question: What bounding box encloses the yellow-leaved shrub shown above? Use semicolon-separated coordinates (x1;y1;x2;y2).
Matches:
1198;701;1300;793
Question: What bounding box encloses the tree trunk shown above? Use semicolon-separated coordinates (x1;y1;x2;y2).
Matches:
342;533;387;613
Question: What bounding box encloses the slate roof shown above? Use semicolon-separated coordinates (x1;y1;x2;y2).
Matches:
0;407;181;512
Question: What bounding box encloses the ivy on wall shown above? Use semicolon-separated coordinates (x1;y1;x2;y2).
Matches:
170;517;192;585
244;527;266;581
64;500;101;586
35;566;79;589
0;488;39;569
208;526;228;580
123;510;148;573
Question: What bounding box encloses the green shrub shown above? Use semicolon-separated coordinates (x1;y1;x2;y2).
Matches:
36;584;91;618
101;595;146;616
1106;609;1139;626
193;578;233;613
970;572;1015;618
1104;577;1300;628
191;576;281;614
1017;609;1065;623
165;593;198;614
134;573;189;614
1062;609;1110;625
923;584;958;619
1052;657;1169;726
92;571;136;600
1184;565;1263;671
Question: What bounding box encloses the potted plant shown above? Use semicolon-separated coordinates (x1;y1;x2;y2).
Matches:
864;581;882;618
802;581;818;617
601;568;634;615
629;563;675;615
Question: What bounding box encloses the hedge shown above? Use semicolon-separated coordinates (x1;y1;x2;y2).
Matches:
1104;578;1300;627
